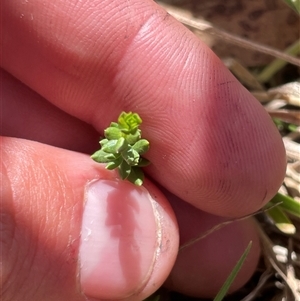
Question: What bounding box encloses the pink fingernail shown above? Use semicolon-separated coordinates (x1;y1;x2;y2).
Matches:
79;179;159;299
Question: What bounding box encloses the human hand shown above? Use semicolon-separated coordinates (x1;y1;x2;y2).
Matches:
1;0;286;300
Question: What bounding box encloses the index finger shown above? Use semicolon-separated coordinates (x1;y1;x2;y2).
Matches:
1;0;286;217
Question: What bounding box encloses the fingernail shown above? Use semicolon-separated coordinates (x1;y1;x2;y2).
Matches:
79;179;160;300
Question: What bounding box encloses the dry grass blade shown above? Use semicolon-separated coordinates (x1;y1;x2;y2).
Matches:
256;224;300;301
287;163;300;181
223;58;264;91
256;40;300;83
268;82;300;107
283;136;300;162
267;110;300;126
157;2;300;66
179;204;282;252
261;82;300;131
240;267;273;301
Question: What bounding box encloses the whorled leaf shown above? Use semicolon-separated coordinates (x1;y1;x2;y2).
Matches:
118;111;142;132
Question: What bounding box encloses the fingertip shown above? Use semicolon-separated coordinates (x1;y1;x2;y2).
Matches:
190;77;287;217
111;6;286;216
164;194;261;298
165;220;261;298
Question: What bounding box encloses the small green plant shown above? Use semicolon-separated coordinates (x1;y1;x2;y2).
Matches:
91;111;150;186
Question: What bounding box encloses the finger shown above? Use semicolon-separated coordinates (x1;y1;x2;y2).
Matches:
1;137;179;301
2;0;286;216
164;193;261;298
1;69;99;153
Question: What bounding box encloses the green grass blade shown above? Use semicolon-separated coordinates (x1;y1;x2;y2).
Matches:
270;193;300;218
257;40;300;83
266;205;296;234
283;0;300;14
213;241;252;301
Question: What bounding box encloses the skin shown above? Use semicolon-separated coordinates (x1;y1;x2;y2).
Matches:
1;0;286;300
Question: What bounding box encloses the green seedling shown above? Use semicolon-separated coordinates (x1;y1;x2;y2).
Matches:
91;112;150;186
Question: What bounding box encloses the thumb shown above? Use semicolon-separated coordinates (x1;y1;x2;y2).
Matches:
1;137;178;301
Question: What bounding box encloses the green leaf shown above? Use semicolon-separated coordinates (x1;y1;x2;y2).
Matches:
137;157;151;167
119;160;132;180
125;130;141;145
213;241;252;301
122;149;140;166
266;205;296;235
269;193;300;218
282;0;300;14
106;156;123;170
104;127;124;140
102;139;127;154
127;166;145;186
118;111;142;132
110;122;119;128
115;137;128;153
101;140;118;153
132;139;150;154
100;138;109;146
104;153;117;160
91;149;112;163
